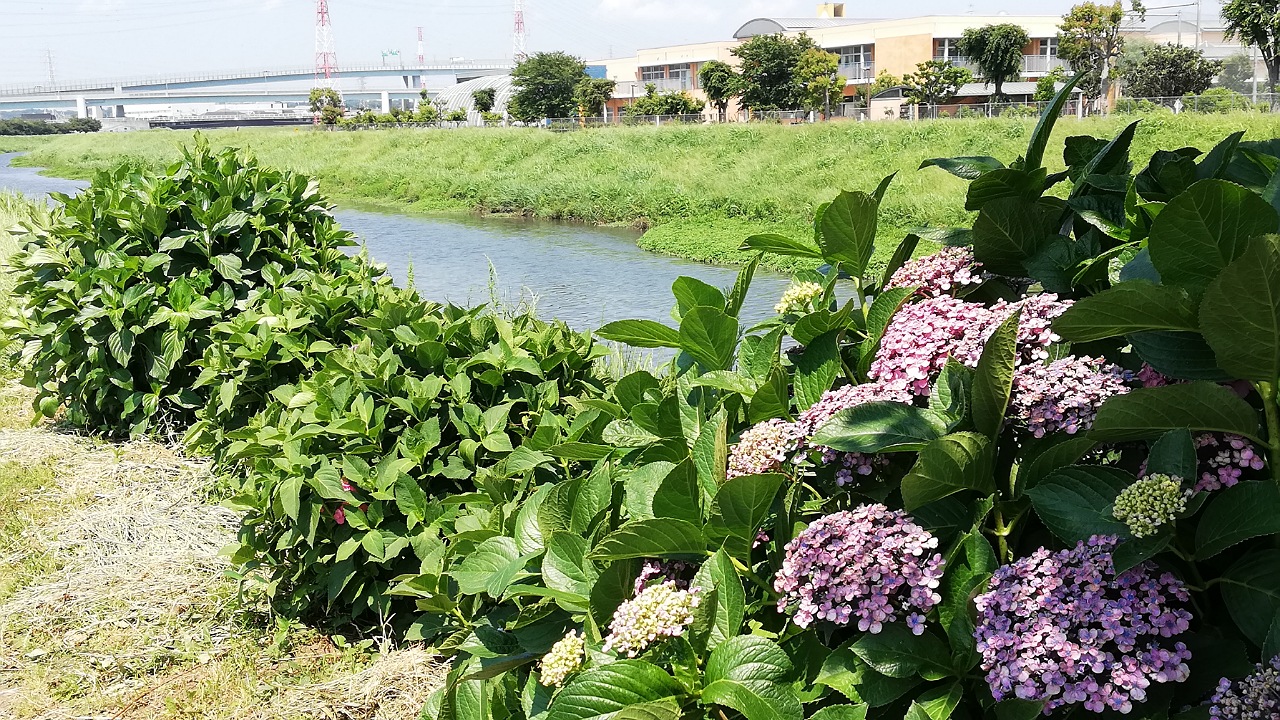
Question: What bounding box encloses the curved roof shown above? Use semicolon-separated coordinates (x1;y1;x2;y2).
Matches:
733;16;874;38
433;74;514;113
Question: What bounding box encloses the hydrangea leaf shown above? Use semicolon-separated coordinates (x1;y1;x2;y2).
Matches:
907;683;963;720
810;402;950;453
1052;281;1199;342
1128;330;1231;381
448;536;534;598
708;472;784;553
971;311;1020;439
595;319;682;349
816;642;921;707
1221;549;1280;645
816;190;878;276
900;432;995;511
971;197;1056;277
1025;465;1131;543
1264;611;1280;663
542;533;599;598
1089;382;1263;443
689;550;744;654
589;519;706;561
702;636;801;720
850;623;952;680
809;705;870;720
587;558;640;632
739;233;822;259
794;330;842;413
919;155;1006;180
671;276;725;317
965;168;1045;212
1146;429;1198;481
678;306;738;371
1194;482;1280;560
544;661;684;720
1200;235;1280;381
1147;178;1277;298
1015;435;1098;496
994;699;1046;720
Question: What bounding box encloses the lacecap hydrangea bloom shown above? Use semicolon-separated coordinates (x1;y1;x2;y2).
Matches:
1209;654;1280;719
774;504;944;632
632;559;692;594
794;381;914;485
886;246;987;297
539;630;585;687
727;419;802;479
1112;475;1187;538
603;580;699;658
974;536;1193;714
775;281;824;314
1194;433;1266;492
1009;355;1131;438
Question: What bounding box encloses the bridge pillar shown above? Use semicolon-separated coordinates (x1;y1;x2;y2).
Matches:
381;91;391;114
75;96;87;119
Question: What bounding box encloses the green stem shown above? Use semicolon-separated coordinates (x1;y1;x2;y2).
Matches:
730;556;778;599
991;508;1012;564
1259;381;1280;487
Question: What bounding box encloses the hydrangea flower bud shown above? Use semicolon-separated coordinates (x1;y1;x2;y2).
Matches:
603;580;699;658
1209;654;1280;719
1009;355;1131;438
775;281;824;314
774;504;944;632
539;630;585;688
975;536;1193;714
885;246;986;297
1112;475;1187;538
727;419;802;478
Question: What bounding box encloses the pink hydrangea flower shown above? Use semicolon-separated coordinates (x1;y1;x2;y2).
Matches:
886;246;987;297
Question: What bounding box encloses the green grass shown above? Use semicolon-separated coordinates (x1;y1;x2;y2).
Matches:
6;112;1280;271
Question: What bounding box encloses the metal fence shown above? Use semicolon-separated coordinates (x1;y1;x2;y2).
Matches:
1114;93;1278;114
539;114;709;131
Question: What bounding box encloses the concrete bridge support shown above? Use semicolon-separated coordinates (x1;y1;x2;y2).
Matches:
381;90;391;114
75;95;87;118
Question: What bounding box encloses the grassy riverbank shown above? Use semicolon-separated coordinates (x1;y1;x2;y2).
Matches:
5;112;1280;271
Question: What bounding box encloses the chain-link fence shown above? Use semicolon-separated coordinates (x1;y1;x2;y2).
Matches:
1114;93;1279;114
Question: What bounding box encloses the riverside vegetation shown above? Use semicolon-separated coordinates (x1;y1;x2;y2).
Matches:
5;111;1280;272
5;81;1280;719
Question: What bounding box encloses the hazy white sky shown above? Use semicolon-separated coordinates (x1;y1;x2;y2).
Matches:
0;0;1168;85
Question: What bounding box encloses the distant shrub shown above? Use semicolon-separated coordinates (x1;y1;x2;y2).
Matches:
1182;87;1257;113
445;109;469;122
0;118;100;135
1115;97;1169;114
999;103;1040;118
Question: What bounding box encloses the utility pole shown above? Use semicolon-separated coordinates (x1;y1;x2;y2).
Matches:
417;26;425;65
513;0;528;62
44;49;56;86
315;0;339;86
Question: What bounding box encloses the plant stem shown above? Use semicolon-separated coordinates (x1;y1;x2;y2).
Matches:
991;507;1012;564
1259;381;1280;487
730;556;777;599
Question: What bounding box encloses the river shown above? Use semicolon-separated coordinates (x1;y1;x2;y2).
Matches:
0;152;790;330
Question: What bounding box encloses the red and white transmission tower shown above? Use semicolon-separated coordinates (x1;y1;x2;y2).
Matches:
417;26;425;65
512;0;527;62
315;0;339;85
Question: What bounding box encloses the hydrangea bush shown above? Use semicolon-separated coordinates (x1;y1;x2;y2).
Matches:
410;81;1280;720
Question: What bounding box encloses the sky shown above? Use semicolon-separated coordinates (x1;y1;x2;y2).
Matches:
0;0;1194;86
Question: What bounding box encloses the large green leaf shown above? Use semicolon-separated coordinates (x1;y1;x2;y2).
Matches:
1129;330;1230;381
1053;281;1199;342
900;433;995;511
590;519;706;560
965;168;1045;212
1025;466;1131;543
794;330;842;413
1194;482;1280;559
809;706;869;720
672;276;726;317
542;533;598;598
810;402;950;453
971;311;1019;439
1145;429;1198;481
449;536;531;598
850;624;951;680
816;643;920;707
1088;382;1263;443
1023;72;1083;172
739;233;822;258
725;255;759;318
709;472;784;544
1147;179;1278;297
1015;435;1097;495
817;190;879;275
919;155;1005;180
971;197;1055;277
1200;235;1280;381
545;661;684;720
689;550;745;653
679;306;738;371
1221;549;1280;645
1067;120;1139;199
596;319;682;349
702;636;801;720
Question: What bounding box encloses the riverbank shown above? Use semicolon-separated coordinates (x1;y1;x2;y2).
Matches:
5;112;1280;271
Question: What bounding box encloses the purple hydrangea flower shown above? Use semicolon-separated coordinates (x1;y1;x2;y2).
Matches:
633;559;692;594
774;504;944;632
1193;433;1266;493
974;536;1193;714
795;381;914;485
1009;355;1131;438
727;419;802;479
1209;654;1280;719
885;246;987;297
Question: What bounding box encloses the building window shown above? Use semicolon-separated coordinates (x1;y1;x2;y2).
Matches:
935;38;962;60
668;63;692;89
832;44;872;66
640;66;665;81
1038;38;1059;56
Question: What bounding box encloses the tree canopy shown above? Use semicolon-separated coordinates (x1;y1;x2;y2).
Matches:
959;23;1031;102
1223;0;1280;93
795;48;846;115
731;33;819;111
573;77;616;117
1059;1;1140;102
628;84;704;116
1218;53;1257;93
698;60;739;120
508;52;587;121
902;59;973;105
1120;43;1221;97
471;87;498;113
308;87;345;125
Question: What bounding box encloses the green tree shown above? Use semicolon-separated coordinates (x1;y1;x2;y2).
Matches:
573;77;616;117
1034;66;1070;101
698;60;739;121
959;23;1031;102
794;48;846;117
855;70;903;102
413;101;440;123
1219;53;1257;93
902;59;972;105
1059;2;1143;103
1121;43;1222;97
731;33;818;111
1223;0;1280;94
508;51;587;122
629;83;704;116
308;87;345;125
471;87;498;113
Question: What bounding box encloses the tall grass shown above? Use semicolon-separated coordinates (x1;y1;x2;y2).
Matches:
0;192;45;305
9;112;1280;269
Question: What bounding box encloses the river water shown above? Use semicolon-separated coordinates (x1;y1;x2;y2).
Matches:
0;152;790;330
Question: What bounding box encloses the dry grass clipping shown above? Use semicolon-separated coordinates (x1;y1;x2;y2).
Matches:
255;646;448;720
